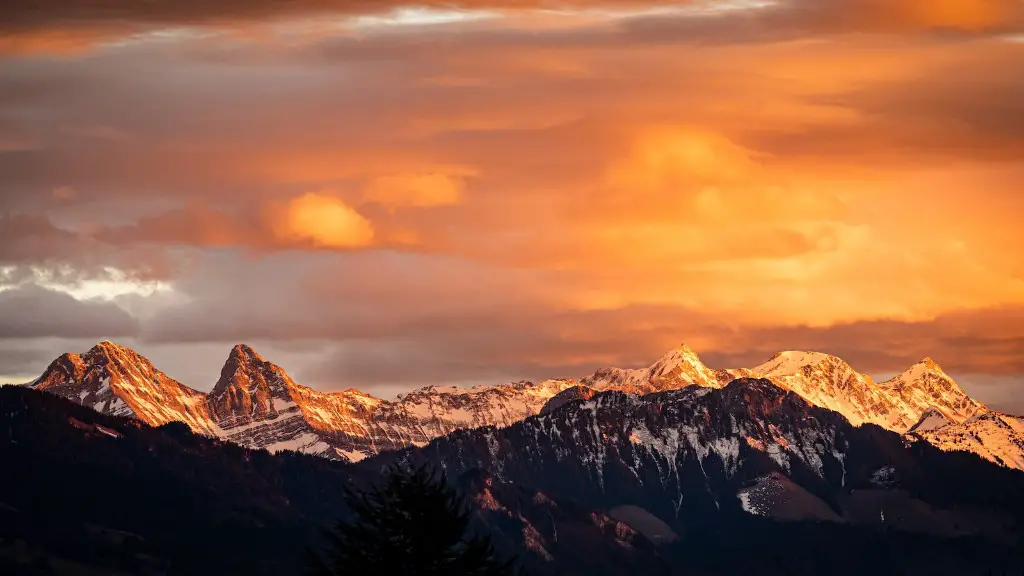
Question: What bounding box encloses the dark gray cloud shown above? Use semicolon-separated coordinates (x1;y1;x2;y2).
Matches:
0;0;686;32
0;214;181;281
0;345;56;378
1;0;1023;416
2;0;1020;41
0;285;140;339
130;249;1024;401
621;2;1024;44
702;306;1024;377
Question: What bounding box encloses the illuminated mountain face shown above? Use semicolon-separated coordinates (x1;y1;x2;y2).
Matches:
31;342;1015;470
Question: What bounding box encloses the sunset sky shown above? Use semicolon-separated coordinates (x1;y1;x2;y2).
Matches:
1;0;1022;411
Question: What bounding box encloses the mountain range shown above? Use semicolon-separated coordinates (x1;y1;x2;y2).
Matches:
5;373;1024;575
28;341;1023;470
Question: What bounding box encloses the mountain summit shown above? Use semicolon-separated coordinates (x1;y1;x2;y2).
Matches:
582;343;746;394
208;344;297;429
28;341;1019;469
32;341;216;435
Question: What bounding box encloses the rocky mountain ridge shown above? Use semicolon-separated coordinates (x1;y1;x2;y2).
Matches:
28;341;1015;468
31;341;577;461
365;377;1024;546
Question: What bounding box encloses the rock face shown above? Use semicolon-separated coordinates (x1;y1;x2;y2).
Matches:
31;341;216;435
205;344;340;458
32;342;575;462
540;386;598;415
29;341;1018;469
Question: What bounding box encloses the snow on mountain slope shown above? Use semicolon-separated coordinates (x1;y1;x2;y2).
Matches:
206;349;576;461
325;379;577;461
751;351;907;430
580;347;953;432
582;344;745;394
569;346;1015;469
30;342;574;462
878;358;986;427
388;382;1024;558
31;341;217;436
907;408;951;434
372;377;1024;537
28;340;1019;469
389;379;855;510
911;412;1024;470
205;344;339;458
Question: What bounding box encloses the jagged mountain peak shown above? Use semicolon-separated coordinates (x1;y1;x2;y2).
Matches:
212;344;290;395
228;343;264;362
909;356;953;379
84;340;154;368
583;342;733;394
220;343;272;372
41;340;160;386
879;355;985;427
208;344;296;430
33;341;216;435
28;341;1020;470
665;342;700;358
650;343;703;370
92;339;130;352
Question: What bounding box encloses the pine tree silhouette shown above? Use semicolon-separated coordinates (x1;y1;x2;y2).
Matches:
308;464;519;575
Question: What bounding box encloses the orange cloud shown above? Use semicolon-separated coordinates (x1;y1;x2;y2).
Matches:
3;1;1024;401
272;193;375;248
0;28;120;56
605;127;758;193
363;172;467;210
886;0;1020;31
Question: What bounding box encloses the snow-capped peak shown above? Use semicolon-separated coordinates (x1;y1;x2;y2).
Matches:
753;350;834;377
647;343;727;390
650;343;701;371
28;341;1021;471
906;356;947;376
879;357;985;428
747;350;901;428
88;340;154;369
583;343;736;394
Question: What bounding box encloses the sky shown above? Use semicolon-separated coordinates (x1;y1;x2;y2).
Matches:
1;0;1023;411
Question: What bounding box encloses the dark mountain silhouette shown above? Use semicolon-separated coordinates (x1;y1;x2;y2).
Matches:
0;386;663;575
363;379;1024;549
